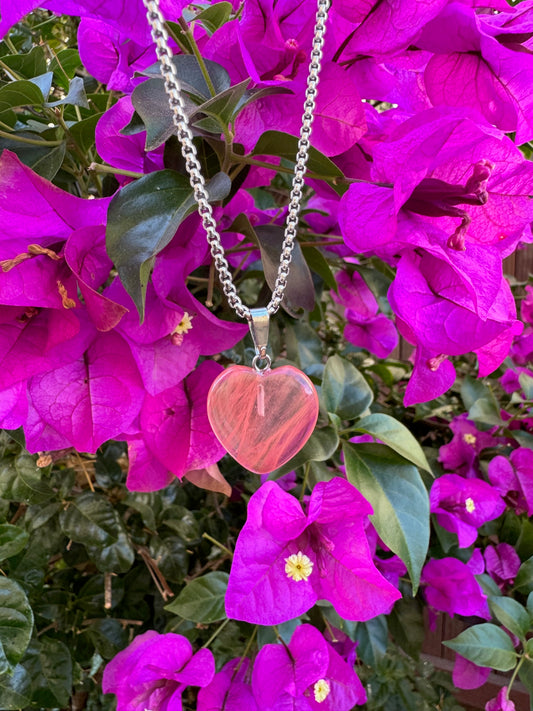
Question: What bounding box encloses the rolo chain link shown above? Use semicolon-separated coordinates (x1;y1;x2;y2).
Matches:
142;0;330;321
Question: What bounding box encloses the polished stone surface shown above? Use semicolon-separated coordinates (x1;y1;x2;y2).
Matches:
207;364;319;474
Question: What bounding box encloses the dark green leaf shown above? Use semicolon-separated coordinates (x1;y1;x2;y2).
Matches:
48;48;82;91
461;376;501;426
69;113;102;153
0;137;66;180
344;443;430;592
513;556;533;595
443;623;517;671
252;131;344;183
0;80;44;112
0;665;32;710
322;355;373;420
271;427;339;478
191;79;250;127
388;595;425;659
0;579;33;668
44;76;89;108
163;506;201;543
131;77;184;150
195;2;233;32
354;616;388;666
149;536;189;583
0;455;54;505
141;55;231;100
489;597;530;641
165;572;229;623
0;525;29;562
1;47;46;79
87;528;134;574
86;618;128;660
255;224;315;314
60;492;120;547
354;413;431;473
106;169;231;318
303;246;338;292
285;322;323;370
24;638;72;708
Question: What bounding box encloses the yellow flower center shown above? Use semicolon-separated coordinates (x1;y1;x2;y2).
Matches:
313;679;331;703
465;497;476;513
284;551;313;582
463;433;476;445
174;312;193;335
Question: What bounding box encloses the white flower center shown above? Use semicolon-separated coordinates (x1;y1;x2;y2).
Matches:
313;679;331;703
465;497;476;513
284;551;313;582
463;433;476;445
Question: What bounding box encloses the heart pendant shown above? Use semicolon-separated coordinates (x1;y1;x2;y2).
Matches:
207;364;319;474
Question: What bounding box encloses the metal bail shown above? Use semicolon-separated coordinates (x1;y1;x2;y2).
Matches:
248;308;270;359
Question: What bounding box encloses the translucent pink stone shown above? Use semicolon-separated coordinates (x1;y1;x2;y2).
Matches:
207;364;319;474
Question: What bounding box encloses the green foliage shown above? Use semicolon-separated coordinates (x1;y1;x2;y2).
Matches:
344;443;430;592
443;624;518;671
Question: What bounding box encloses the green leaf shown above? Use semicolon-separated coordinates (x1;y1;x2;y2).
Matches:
24;638;72;708
0;137;66;180
489;597;531;641
251;131;344;184
1;47;47;79
271;426;339;478
343;443;430;592
353;413;432;473
106;169;231;319
285;321;323;370
528;591;533;620
0;579;33;668
519;371;533;400
388;595;425;659
0;666;32;710
141;55;230;100
195;1;233;32
165;572;229;623
87;527;134;574
44;76;89;108
303;245;338;292
60;491;121;547
149;536;189;584
443;623;517;671
518;656;533;704
0;80;44;112
461;376;501;426
255;224;315;315
86;618;128;660
0;525;29;562
354;616;388;666
48;48;82;91
513;556;533;595
322;355;373;420
69;113;102;153
0;455;54;505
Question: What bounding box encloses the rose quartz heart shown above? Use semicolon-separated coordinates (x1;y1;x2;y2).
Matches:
207;364;319;474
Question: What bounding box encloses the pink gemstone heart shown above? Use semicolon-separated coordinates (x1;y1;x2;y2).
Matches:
207;364;319;474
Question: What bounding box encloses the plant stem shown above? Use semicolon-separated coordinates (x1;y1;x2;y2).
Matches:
202;532;233;557
299;462;311;503
0;129;64;147
88;162;144;179
507;655;525;698
202;617;231;649
178;17;217;97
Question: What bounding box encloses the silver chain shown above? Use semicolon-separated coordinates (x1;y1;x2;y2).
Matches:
143;0;330;320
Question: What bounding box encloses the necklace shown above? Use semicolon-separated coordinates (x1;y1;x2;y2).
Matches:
143;0;330;474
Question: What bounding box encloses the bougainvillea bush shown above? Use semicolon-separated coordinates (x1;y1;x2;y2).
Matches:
0;0;533;709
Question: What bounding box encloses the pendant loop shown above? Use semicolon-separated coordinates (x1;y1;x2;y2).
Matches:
248;308;270;360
